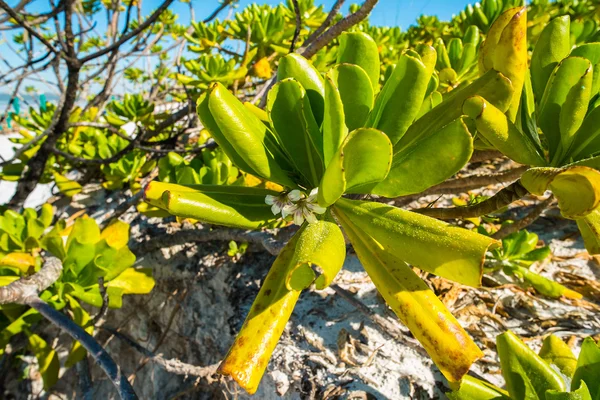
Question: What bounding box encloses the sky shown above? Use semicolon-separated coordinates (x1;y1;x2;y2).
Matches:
0;0;473;97
178;0;472;30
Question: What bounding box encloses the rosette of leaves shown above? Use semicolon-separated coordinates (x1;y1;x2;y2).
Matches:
434;25;481;91
449;331;600;400
283;0;326;29
1;103;57;181
485;229;582;299
159;149;241;186
185;19;227;54
404;15;450;44
460;9;600;255
143;30;529;393
225;4;292;57
453;0;523;34
101;149;156;192
0;204;53;270
104;93;155;127
0;215;153;389
176;53;251;91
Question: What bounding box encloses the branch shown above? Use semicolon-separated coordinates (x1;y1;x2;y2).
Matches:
301;0;378;59
492;195;555;239
79;0;175;64
0;0;61;56
28;297;138;400
0;257;138;399
0;257;62;304
289;0;301;53
415;180;530;219
304;0;345;45
202;0;233;23
101;326;219;380
133;226;298;256
394;166;528;207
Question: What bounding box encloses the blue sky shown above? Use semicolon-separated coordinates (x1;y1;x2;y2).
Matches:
178;0;471;30
0;0;473;97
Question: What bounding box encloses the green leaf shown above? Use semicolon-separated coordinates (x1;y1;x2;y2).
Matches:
374;118;473;197
28;333;59;390
521;167;600;219
463;95;546;166
328;64;374;131
478;7;527;120
502;230;539;259
546;381;593;400
318;128;392;207
496;330;566;400
39;203;53;228
531;15;571;102
539;334;578;378
277;53;325;124
322;73;347;166
100;220;130;250
53;172;82;198
366;49;434;145
416;91;443;120
108;268;155;294
567;99;600;162
396;69;513;153
572;337;600;399
333;198;498;287
145;181;279;229
538;57;593;161
448;375;510;400
64;295;93;368
197;83;296;188
218;220;345;394
506;264;582;299
570;43;600;97
576;209;600;255
335;208;483;383
267;78;324;187
336;32;381;90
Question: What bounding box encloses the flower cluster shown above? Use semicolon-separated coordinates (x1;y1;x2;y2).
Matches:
265;188;326;225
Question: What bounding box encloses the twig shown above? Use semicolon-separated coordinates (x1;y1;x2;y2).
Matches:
91;277;109;325
203;0;233;23
289;0;301;53
0;0;62;56
301;0;379;59
415;180;530;219
303;0;345;46
133;226;298;256
394;166;528;207
79;0;175;63
492;195;555;239
101;326;219;380
0;257;138;400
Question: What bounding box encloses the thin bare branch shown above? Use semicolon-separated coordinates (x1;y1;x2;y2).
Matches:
0;0;61;56
301;0;378;59
289;0;301;53
79;0;175;64
492;195;555;239
304;0;345;46
415;180;530;220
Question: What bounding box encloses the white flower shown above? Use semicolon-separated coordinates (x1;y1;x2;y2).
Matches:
266;188;327;225
281;188;326;225
265;193;292;215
